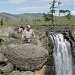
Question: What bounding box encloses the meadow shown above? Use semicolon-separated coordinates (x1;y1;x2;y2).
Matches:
0;16;74;28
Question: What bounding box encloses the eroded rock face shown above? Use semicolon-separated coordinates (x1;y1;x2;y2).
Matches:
0;44;48;71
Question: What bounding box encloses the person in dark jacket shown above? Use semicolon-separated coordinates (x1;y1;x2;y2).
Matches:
0;19;3;26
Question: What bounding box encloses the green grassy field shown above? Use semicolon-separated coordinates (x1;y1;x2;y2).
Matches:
0;16;74;28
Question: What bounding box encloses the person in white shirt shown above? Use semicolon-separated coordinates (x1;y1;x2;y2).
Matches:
22;25;35;43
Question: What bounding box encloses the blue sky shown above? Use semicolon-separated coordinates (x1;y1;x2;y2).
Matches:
0;0;75;15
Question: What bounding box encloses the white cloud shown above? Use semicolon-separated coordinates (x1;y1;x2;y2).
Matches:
16;5;50;13
31;0;50;3
0;0;74;14
0;11;12;14
71;11;75;15
0;2;7;4
16;0;75;14
57;0;74;6
30;0;74;5
8;0;27;4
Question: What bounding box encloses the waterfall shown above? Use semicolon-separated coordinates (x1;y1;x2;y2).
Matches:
50;32;73;75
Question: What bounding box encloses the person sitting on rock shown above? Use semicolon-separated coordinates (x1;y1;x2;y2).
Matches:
18;26;24;34
22;25;35;43
13;26;19;33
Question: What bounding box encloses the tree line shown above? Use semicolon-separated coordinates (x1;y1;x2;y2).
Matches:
43;0;72;24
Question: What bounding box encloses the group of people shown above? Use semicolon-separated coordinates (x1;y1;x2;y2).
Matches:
14;25;35;43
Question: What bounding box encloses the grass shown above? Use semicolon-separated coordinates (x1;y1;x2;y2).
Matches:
0;16;74;29
1;73;12;75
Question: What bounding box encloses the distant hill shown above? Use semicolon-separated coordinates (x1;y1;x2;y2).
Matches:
0;12;43;22
0;12;74;22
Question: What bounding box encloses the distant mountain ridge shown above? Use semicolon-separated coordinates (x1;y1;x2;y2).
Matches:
0;12;43;22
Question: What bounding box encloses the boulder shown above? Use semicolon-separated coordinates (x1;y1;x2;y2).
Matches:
0;27;22;39
10;32;21;39
0;27;13;36
12;71;34;75
0;63;14;73
0;43;48;71
0;53;8;63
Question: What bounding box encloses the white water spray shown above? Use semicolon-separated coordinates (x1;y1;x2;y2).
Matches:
50;33;73;75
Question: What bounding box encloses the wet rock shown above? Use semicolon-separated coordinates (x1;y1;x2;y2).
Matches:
73;66;75;75
0;63;14;73
45;66;55;75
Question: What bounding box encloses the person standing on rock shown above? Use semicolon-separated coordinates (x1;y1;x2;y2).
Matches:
22;25;35;43
0;19;3;26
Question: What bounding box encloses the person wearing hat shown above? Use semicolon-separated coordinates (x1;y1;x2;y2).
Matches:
22;25;35;43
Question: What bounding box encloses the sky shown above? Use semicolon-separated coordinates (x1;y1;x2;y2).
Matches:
0;0;75;15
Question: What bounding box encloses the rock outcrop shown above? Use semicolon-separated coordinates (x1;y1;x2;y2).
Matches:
0;43;48;71
0;27;13;36
0;27;48;74
0;27;21;39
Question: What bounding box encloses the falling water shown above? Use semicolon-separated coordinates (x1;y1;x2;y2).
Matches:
50;32;73;75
